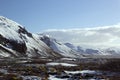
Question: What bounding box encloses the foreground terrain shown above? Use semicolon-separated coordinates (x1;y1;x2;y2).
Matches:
0;57;120;80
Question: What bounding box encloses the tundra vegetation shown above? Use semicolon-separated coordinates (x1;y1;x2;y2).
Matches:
0;57;120;80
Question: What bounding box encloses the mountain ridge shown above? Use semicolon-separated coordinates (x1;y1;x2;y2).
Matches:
0;16;61;58
0;16;120;58
0;16;83;58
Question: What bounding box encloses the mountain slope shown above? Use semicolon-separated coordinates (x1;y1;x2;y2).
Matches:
0;16;60;58
1;16;119;58
39;34;82;58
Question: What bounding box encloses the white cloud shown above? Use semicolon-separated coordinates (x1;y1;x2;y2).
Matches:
43;23;120;49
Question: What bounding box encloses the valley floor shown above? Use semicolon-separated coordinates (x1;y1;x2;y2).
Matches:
0;57;120;80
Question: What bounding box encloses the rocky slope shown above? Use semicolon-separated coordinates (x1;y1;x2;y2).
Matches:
0;16;83;58
0;16;60;58
39;34;82;58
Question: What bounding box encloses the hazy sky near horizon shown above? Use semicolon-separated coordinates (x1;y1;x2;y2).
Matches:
0;0;120;32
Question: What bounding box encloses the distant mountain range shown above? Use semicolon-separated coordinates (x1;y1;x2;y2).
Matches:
0;16;120;58
64;43;120;55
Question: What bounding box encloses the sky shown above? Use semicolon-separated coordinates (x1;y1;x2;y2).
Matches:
0;0;120;33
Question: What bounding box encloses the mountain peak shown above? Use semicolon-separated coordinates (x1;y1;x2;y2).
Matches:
0;16;6;19
0;16;23;28
0;16;9;23
0;16;61;58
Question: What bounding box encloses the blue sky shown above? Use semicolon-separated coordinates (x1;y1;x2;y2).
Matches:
0;0;120;32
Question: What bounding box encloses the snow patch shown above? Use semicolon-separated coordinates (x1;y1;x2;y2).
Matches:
46;62;77;67
49;75;67;80
65;70;97;75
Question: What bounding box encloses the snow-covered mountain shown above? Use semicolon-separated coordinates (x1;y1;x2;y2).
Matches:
0;16;119;58
64;43;120;56
0;16;83;58
39;34;82;58
0;16;61;58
